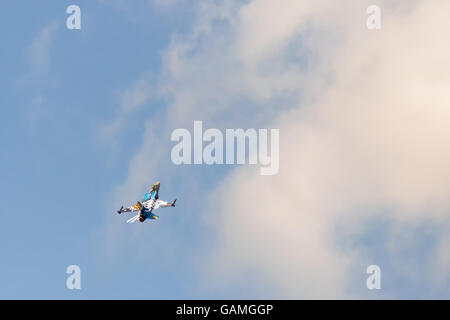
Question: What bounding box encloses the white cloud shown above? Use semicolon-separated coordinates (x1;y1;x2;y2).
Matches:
99;74;153;145
150;0;186;9
110;0;450;298
27;22;58;74
16;22;59;127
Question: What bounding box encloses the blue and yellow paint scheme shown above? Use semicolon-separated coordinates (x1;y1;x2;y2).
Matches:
142;189;157;202
139;190;159;220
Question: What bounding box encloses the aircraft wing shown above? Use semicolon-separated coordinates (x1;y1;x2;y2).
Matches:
121;204;140;213
142;199;171;210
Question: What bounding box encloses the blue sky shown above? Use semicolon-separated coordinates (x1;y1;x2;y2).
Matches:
2;0;450;299
0;0;199;299
1;0;259;299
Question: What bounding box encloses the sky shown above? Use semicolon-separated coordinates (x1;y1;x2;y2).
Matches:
1;0;450;299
